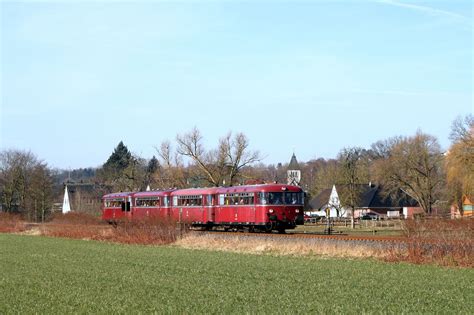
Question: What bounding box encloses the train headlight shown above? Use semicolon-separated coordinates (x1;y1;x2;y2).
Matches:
268;209;274;213
295;209;300;213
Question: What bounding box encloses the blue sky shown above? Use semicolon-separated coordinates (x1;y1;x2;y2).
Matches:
1;0;472;169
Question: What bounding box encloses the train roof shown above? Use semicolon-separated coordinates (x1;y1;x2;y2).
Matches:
102;192;133;199
170;187;220;196
217;183;303;193
169;184;303;196
133;189;176;198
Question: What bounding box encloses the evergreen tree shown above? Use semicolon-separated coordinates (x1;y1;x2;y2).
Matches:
98;141;146;191
103;141;133;172
147;156;159;175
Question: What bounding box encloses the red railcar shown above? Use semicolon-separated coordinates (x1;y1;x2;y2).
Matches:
214;184;305;232
170;188;219;225
102;192;133;222
131;189;175;220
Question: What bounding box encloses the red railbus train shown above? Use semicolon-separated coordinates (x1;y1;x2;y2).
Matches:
214;184;304;232
131;189;175;220
102;192;133;222
102;189;175;222
102;184;305;232
170;187;219;225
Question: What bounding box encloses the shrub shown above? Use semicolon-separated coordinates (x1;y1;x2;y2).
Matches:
42;214;182;245
110;218;183;245
50;212;102;225
0;213;26;233
398;218;473;267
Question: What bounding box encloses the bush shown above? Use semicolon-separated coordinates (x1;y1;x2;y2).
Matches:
110;218;183;245
50;212;102;225
398;218;474;267
42;214;182;245
0;213;26;233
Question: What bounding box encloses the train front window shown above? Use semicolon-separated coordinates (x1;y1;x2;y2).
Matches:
259;192;283;205
259;192;303;205
285;192;304;205
268;192;284;205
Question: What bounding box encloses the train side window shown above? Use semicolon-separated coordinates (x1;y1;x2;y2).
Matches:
248;194;255;205
219;194;225;205
163;196;169;207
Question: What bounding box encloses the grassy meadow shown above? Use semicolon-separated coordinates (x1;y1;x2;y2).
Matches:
1;234;473;314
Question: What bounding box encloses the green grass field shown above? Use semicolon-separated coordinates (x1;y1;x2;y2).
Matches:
1;234;472;314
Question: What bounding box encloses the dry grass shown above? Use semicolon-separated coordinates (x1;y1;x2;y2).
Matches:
175;234;385;259
386;218;474;267
0;212;181;245
49;212;103;225
29;214;182;245
106;218;183;245
0;213;27;233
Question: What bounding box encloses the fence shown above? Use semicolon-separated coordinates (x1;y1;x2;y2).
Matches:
308;217;404;229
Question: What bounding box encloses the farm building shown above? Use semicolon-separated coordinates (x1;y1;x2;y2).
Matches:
308;183;421;219
451;195;474;218
462;195;473;217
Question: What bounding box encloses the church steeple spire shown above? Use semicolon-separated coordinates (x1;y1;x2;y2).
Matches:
287;153;301;186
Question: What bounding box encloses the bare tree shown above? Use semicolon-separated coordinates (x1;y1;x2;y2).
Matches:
337;147;369;228
29;163;53;222
223;132;261;185
154;140;187;188
0;149;53;221
304;158;340;197
176;128;221;186
375;131;445;214
369;136;404;160
175;128;261;187
450;114;474;144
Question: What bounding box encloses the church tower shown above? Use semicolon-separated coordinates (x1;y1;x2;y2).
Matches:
287;153;301;186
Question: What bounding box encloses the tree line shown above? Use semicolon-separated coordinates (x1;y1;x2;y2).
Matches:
1;114;472;221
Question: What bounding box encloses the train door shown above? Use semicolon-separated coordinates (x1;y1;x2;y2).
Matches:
206;194;215;223
249;193;256;224
238;192;255;224
162;196;170;219
121;197;131;219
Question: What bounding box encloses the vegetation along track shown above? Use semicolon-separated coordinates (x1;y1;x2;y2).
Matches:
190;230;410;250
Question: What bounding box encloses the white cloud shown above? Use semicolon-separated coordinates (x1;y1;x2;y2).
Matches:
377;0;470;24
